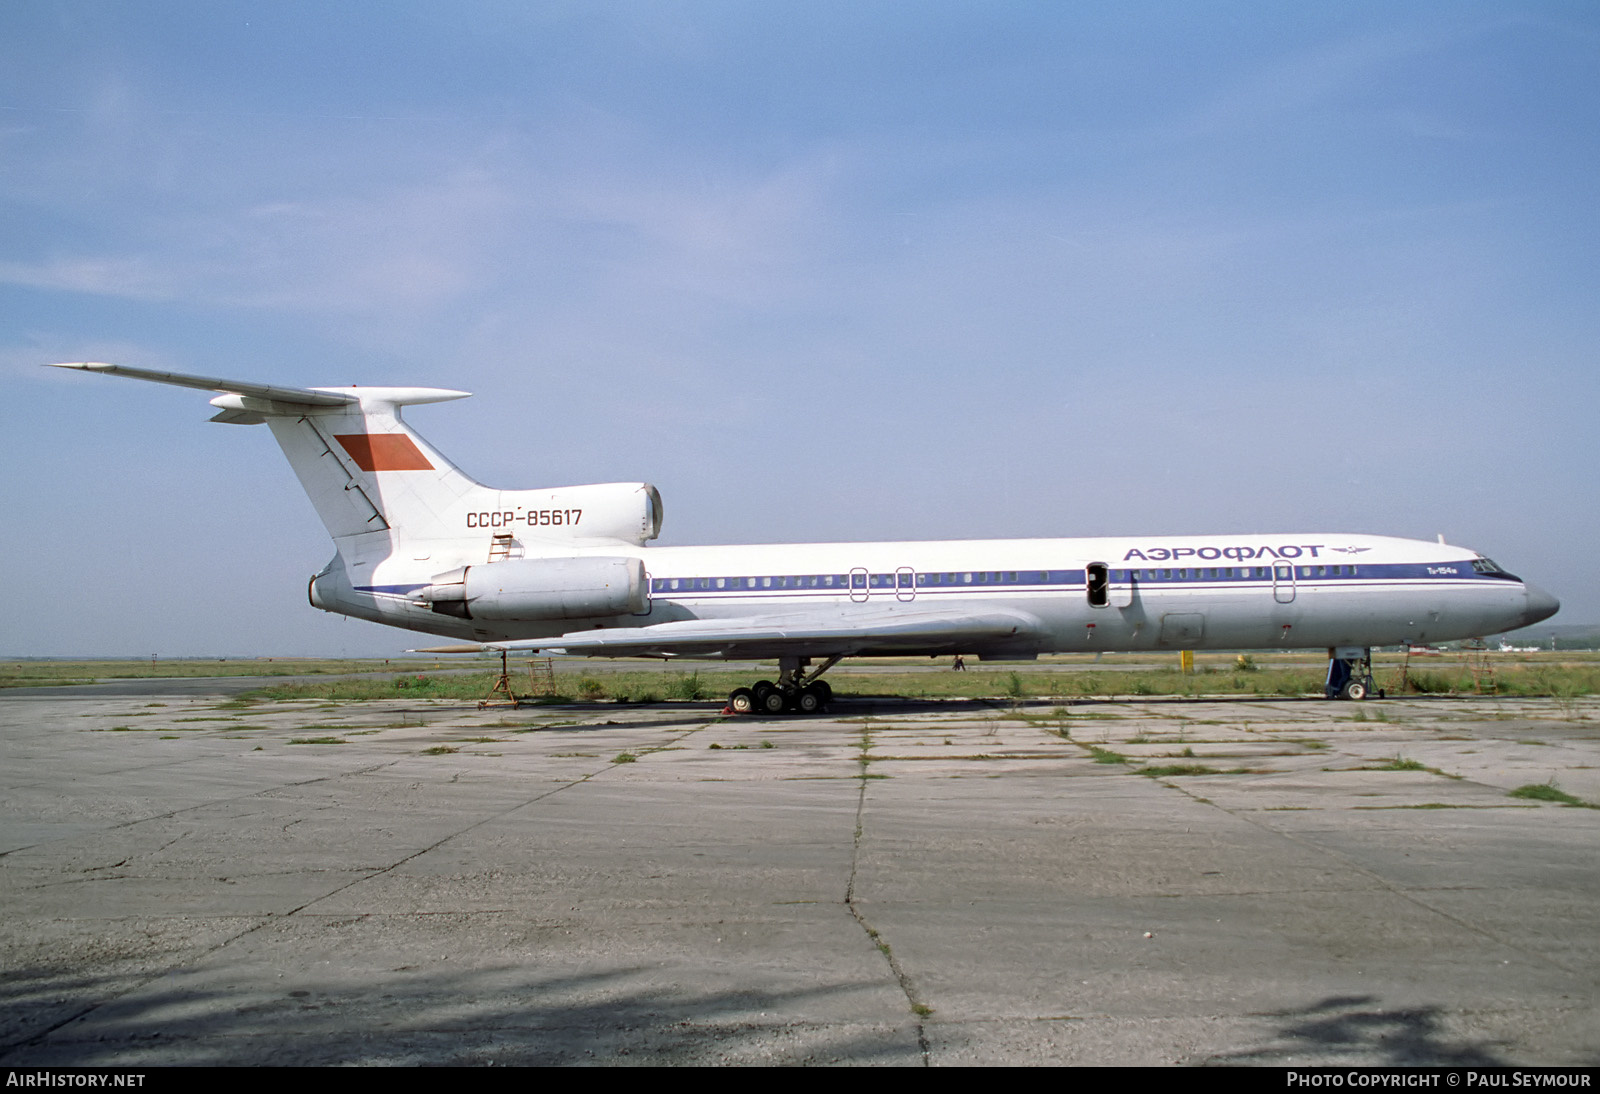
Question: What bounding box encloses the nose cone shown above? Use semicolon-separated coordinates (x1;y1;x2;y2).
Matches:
1518;583;1561;629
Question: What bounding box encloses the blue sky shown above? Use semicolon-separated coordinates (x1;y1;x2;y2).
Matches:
4;1;1595;656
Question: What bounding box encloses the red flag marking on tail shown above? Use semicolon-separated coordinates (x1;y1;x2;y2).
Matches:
335;434;434;471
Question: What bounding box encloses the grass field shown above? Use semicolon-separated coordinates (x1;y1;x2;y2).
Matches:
9;651;1596;703
0;658;431;689
206;652;1600;703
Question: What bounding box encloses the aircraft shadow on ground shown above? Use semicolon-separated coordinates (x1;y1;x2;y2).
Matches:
1210;994;1512;1067
484;697;1013;728
0;960;921;1066
412;691;1483;731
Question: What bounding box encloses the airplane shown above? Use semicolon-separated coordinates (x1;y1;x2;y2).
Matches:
53;362;1560;713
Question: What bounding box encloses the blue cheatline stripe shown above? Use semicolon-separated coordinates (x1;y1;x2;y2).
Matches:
355;561;1517;597
643;562;1509;595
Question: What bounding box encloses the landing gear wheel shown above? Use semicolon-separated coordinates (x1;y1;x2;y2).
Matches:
758;688;789;715
1341;679;1368;701
812;680;833;703
752;680;776;704
794;686;824;715
728;688;755;714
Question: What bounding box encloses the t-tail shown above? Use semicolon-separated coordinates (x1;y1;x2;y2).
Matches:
51;363;663;635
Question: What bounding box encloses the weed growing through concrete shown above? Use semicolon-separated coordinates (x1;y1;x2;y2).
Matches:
1374;756;1426;771
1509;782;1595;807
1141;764;1223;777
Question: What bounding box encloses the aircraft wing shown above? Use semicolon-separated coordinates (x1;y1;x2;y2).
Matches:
421;607;1044;660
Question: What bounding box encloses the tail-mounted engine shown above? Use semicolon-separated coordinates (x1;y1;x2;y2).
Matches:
419;556;647;621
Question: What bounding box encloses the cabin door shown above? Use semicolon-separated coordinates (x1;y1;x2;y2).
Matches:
1273;562;1296;604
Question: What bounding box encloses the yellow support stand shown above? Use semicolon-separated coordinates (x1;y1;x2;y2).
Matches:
1180;650;1194;675
526;658;557;696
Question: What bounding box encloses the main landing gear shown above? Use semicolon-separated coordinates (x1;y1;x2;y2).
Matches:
726;655;842;716
1325;646;1383;700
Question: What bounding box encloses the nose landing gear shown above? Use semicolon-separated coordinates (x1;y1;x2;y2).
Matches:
1325;646;1382;700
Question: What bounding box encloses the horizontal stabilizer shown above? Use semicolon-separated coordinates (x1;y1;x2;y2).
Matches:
51;362;358;407
51;362;472;415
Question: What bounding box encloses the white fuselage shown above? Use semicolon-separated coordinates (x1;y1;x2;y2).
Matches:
322;531;1547;657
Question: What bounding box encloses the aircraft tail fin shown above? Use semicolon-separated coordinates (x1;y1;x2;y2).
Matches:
51;362;479;551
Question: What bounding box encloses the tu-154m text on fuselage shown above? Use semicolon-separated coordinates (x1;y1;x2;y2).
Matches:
54;362;1560;713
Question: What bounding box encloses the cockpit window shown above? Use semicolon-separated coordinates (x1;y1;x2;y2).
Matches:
1471;557;1520;581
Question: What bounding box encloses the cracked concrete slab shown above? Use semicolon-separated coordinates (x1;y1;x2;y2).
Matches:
2;689;1596;1065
